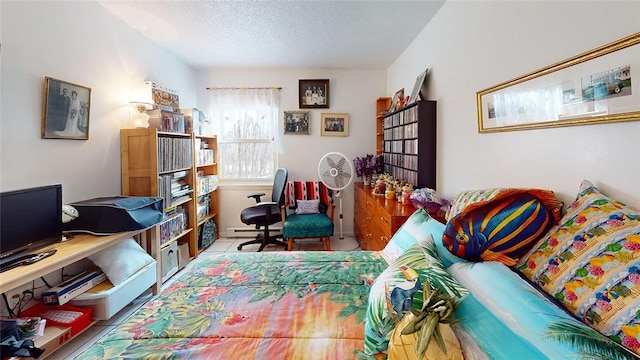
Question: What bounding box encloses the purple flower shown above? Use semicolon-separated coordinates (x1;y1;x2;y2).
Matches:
353;154;382;179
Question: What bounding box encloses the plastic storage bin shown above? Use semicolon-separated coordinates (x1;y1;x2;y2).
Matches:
21;303;92;336
70;261;156;320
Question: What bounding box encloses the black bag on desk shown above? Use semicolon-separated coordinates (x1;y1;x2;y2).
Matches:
63;196;164;235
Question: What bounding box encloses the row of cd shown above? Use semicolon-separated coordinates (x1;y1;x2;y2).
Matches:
383;153;419;171
383;122;420;140
383;105;420;128
383;138;419;155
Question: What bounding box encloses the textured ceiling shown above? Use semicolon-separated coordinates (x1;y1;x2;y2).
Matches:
98;0;445;70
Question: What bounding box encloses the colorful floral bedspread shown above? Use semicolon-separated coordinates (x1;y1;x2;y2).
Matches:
76;251;387;359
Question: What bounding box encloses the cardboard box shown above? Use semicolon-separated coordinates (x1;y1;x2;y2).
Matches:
34;326;72;359
178;242;190;270
42;270;106;305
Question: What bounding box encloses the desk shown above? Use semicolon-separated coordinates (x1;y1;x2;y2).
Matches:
0;226;160;359
0;226;160;294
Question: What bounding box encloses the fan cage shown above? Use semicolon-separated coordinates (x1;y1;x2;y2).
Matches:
317;152;354;191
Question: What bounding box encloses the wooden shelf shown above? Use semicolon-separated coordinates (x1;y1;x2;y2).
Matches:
193;133;219;251
0;230;154;292
382;100;436;189
375;97;391;155
121;127;196;281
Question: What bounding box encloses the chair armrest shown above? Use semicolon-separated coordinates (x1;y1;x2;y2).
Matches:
255;201;277;207
281;204;287;222
247;192;266;203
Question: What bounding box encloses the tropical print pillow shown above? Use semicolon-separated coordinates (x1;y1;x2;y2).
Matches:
380;208;445;264
516;180;640;356
364;235;468;356
442;189;562;266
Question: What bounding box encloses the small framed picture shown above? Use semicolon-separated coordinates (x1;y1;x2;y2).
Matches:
299;79;330;108
42;77;91;140
408;68;429;104
284;111;311;134
320;113;349;137
388;88;405;113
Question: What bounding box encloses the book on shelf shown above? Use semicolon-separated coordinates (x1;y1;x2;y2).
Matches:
160;205;188;246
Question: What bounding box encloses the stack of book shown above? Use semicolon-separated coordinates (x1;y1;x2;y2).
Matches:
196;194;210;222
196;174;218;196
157;137;192;172
159;171;193;208
160;206;187;246
147;109;186;133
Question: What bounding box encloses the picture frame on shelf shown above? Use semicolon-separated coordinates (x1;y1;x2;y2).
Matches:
42;76;91;140
477;32;640;133
388;88;404;112
320;113;349;137
284;110;311;135
299;79;330;108
409;68;429;103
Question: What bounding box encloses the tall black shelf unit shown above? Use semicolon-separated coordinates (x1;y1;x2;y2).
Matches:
382;100;436;189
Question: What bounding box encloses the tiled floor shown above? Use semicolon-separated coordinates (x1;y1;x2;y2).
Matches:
49;236;360;359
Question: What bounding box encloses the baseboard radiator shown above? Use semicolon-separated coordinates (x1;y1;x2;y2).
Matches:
226;226;283;238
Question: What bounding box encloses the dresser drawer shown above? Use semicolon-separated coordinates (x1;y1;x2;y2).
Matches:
353;183;416;250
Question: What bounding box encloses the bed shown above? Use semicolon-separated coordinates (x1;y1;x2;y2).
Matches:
77;180;640;359
75;250;388;359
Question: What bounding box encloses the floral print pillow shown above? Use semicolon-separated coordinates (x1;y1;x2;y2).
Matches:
516;180;640;355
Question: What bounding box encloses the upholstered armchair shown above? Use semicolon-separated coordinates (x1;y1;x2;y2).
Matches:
281;181;335;251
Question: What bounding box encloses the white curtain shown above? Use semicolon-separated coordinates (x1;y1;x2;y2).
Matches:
207;88;281;180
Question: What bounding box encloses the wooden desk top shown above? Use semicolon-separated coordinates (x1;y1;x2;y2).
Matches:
0;231;141;292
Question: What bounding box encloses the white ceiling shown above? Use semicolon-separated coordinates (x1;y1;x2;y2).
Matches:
98;0;445;70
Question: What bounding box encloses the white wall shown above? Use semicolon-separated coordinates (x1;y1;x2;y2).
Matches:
195;68;386;233
0;1;197;203
388;1;640;209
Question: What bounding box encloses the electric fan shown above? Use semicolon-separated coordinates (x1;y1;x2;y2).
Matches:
318;152;355;239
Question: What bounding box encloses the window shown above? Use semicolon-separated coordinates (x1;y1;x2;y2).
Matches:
208;88;280;180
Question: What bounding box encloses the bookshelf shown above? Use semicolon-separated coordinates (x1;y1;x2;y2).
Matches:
120;128;197;267
376;97;391;156
193;134;219;254
382;100;436;189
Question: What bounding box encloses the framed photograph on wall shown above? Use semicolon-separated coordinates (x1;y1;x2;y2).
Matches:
299;79;330;108
42;77;91;140
320;113;349;137
477;32;640;133
284;111;311;134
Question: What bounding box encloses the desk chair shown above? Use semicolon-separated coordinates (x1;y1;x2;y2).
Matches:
237;168;288;252
282;181;335;251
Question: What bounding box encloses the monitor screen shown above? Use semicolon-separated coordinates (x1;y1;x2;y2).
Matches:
0;184;63;260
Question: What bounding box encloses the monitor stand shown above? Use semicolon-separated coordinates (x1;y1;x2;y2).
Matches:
0;249;57;273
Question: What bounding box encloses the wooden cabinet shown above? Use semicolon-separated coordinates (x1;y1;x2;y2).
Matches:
193;134;219;254
120;128;197;269
354;182;417;250
383;100;436;189
376;97;391;156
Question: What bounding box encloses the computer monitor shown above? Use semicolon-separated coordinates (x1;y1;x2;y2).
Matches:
0;184;63;264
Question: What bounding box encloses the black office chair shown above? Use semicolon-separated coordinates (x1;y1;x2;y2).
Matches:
237;168;289;252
